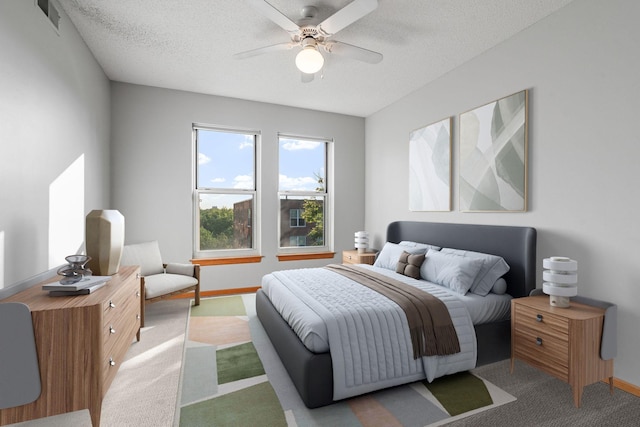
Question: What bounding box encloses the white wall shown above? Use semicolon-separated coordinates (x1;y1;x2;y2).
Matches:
0;1;110;291
365;0;640;386
110;83;365;291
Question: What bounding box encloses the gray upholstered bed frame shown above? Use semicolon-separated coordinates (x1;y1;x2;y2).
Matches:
256;221;537;408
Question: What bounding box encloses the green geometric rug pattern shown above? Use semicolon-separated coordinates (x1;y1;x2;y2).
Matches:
217;341;265;384
425;371;494;416
178;294;516;426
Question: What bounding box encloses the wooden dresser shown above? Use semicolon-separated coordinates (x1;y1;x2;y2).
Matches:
511;295;613;407
0;266;141;426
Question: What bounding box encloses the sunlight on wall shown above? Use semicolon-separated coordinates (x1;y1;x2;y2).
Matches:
49;155;85;268
0;230;4;289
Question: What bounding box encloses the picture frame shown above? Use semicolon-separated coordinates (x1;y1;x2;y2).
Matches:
459;90;528;212
409;117;452;211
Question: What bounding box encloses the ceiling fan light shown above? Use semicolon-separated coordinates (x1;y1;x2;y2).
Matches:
295;46;324;74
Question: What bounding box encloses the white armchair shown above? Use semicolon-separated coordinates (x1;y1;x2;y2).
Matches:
121;241;200;327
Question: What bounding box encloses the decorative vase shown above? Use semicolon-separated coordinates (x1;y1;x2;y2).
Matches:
57;255;92;285
85;210;125;276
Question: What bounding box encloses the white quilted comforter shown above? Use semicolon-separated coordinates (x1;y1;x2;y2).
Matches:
263;265;477;400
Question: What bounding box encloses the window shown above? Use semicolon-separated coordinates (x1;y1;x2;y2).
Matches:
278;135;332;253
290;236;307;246
193;125;259;258
290;209;306;227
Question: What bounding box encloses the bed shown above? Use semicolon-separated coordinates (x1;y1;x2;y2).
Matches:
256;221;537;408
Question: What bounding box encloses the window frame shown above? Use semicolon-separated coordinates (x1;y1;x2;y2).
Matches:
192;123;261;260
277;133;333;255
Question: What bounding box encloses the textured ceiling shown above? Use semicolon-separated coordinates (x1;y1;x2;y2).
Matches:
57;0;574;117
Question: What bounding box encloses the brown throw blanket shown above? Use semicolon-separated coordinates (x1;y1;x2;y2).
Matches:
325;264;460;359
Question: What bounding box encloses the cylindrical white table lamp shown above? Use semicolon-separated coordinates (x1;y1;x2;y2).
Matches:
354;231;369;254
542;256;578;308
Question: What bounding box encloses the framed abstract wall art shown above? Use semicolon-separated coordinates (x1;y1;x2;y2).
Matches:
409;117;452;211
459;90;528;212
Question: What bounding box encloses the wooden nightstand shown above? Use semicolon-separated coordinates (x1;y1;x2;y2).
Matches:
342;250;377;265
510;295;614;407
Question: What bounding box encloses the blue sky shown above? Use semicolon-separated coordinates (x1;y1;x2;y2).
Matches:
197;130;324;208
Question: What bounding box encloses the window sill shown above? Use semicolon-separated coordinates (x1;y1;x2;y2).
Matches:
190;256;263;266
277;252;336;262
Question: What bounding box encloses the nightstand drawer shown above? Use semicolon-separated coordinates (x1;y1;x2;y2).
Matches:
513;303;569;337
342;250;376;265
343;252;357;264
514;327;569;381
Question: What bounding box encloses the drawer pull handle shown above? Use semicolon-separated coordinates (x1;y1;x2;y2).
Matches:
536;337;543;346
536;314;543;322
109;326;116;334
136;314;141;320
136;291;141;297
109;358;116;367
109;301;116;309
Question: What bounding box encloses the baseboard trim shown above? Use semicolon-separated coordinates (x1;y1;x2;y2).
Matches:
168;287;261;300
612;377;640;397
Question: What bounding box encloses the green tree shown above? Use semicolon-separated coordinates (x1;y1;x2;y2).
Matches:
199;206;234;249
301;172;324;246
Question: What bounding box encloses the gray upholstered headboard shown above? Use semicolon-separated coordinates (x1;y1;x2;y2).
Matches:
386;221;537;298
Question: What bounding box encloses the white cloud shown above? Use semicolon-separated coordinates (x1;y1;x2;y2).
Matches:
280;139;322;151
239;135;254;150
198;152;211;165
233;175;254;189
279;174;318;191
211;177;226;183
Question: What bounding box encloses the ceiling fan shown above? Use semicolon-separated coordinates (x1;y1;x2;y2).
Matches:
235;0;383;81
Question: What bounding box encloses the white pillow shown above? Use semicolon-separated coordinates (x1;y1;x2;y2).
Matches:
373;242;427;270
399;241;441;252
440;248;510;296
420;250;484;295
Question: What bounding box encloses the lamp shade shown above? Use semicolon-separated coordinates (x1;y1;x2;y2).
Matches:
295;46;324;74
542;256;577;308
354;231;369;254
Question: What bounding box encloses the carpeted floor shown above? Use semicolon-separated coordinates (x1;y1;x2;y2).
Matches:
13;294;638;426
178;294;515;427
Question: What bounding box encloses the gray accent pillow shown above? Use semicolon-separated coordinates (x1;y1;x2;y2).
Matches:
396;251;425;279
441;248;510;296
420;249;484;295
491;277;508;295
373;242;426;270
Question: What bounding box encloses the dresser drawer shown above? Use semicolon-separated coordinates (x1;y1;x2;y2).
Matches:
103;294;139;353
513;303;569;337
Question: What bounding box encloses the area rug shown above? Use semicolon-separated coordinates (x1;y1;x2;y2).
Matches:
178;294;515;427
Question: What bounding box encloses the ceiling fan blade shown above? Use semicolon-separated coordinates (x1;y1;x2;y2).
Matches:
318;0;378;36
325;41;382;64
301;72;314;83
233;42;294;60
246;0;300;34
